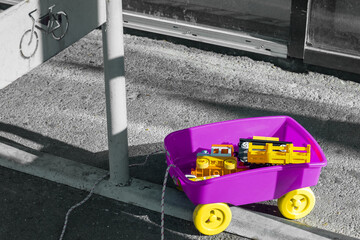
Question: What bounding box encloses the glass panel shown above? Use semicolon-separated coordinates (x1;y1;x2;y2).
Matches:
0;0;22;13
0;3;11;12
221;149;228;154
123;0;291;42
307;0;360;56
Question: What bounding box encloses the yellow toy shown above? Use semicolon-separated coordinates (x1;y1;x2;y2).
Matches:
189;137;311;183
239;136;311;165
190;144;247;178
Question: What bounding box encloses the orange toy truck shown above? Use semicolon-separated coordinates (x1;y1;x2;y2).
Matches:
189;144;248;180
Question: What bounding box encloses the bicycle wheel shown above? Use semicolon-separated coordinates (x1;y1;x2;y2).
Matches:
51;11;69;40
19;29;39;58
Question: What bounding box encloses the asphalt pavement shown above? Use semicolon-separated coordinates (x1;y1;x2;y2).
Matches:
0;29;359;239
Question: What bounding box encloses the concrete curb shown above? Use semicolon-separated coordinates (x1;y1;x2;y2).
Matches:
0;142;354;240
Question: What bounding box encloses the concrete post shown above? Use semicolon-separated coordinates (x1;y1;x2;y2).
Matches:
102;0;129;184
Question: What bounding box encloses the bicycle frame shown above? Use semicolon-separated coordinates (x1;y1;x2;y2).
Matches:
29;5;61;34
27;9;37;45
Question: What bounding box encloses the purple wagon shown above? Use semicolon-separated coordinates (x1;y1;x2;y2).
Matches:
164;116;327;235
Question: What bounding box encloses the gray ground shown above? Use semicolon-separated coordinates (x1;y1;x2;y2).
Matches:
0;166;245;240
0;29;360;239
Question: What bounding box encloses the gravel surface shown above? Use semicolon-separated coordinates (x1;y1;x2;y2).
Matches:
0;29;360;239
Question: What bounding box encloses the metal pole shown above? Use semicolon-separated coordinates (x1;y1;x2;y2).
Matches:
102;0;129;184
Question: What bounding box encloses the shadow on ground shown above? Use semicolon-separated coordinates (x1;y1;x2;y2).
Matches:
0;166;234;240
0;112;357;239
1;90;359;163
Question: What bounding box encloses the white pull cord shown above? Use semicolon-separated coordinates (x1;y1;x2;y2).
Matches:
58;172;110;240
129;150;164;167
160;164;176;240
58;149;164;240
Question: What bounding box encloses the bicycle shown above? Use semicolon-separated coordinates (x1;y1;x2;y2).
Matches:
20;5;69;58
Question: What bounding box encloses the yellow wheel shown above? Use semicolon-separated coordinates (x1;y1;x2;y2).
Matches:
277;187;315;219
224;159;236;170
193;203;232;235
197;158;209;169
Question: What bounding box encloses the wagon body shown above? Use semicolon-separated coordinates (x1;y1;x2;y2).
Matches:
164;116;327;206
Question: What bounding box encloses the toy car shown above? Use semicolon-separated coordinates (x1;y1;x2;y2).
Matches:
164;116;327;235
190;144;248;180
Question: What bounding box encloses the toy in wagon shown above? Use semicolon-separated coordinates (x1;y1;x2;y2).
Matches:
164;116;327;235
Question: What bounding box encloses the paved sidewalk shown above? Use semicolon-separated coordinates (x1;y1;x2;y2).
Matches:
0;29;359;239
0;165;246;240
